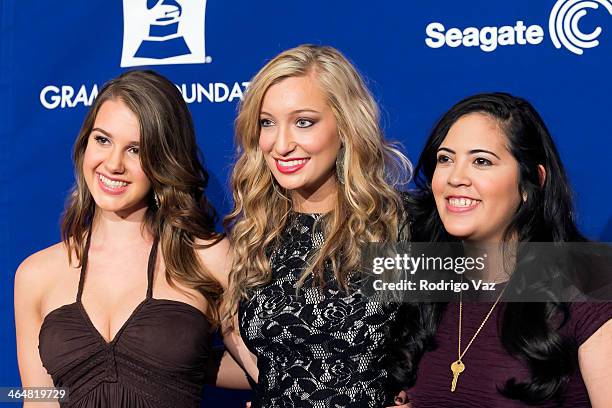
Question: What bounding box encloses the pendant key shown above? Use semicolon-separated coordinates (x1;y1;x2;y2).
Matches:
450;360;465;392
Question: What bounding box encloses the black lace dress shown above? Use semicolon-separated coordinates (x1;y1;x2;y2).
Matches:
239;212;400;407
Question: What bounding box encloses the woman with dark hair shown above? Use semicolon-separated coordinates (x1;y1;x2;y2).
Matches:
15;70;249;407
387;93;612;407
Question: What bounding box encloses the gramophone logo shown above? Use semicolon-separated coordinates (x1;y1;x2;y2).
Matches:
121;0;209;67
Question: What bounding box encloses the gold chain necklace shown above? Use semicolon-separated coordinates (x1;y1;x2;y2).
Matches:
450;282;507;392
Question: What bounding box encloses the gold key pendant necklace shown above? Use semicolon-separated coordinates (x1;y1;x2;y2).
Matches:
450;283;507;392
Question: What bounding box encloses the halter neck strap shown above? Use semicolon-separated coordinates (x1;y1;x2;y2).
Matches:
76;231;160;302
146;236;160;299
76;231;92;302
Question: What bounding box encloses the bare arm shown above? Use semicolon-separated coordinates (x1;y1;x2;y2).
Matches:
222;317;258;382
14;255;59;408
579;318;612;408
215;350;252;389
198;238;259;382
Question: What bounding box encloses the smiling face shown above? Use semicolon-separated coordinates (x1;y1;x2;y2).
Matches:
82;98;152;218
431;113;522;243
258;73;341;212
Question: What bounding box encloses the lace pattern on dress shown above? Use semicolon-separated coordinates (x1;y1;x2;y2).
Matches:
239;212;398;407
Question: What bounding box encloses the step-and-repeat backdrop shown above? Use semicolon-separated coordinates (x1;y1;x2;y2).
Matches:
1;0;610;404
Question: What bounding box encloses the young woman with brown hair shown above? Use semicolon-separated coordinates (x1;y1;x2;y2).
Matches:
15;70;248;407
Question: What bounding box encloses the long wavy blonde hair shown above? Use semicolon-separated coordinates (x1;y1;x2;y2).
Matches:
224;45;411;319
62;70;223;325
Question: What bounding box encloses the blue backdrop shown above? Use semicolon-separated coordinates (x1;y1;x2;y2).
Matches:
1;0;611;405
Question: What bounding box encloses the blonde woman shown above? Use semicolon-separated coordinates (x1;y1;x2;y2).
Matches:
225;45;411;407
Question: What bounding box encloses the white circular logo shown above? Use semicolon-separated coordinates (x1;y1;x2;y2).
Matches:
549;0;612;55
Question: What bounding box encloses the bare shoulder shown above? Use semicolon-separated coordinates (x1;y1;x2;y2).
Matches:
578;318;612;406
15;242;69;303
16;243;68;284
195;236;232;288
580;318;612;351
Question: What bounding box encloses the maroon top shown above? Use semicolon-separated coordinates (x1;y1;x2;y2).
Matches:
38;236;221;407
407;301;612;407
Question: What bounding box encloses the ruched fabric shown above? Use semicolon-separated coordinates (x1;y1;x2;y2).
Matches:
39;236;220;407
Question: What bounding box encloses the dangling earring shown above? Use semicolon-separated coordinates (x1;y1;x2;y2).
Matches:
154;191;160;208
336;146;345;185
522;192;527;203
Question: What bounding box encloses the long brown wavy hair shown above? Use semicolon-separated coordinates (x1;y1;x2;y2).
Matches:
224;44;412;320
61;70;223;325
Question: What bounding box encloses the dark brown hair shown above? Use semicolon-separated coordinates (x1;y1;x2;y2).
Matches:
62;70;223;324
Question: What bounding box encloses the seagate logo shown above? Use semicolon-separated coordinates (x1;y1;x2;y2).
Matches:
549;0;612;54
121;0;210;67
425;0;611;54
